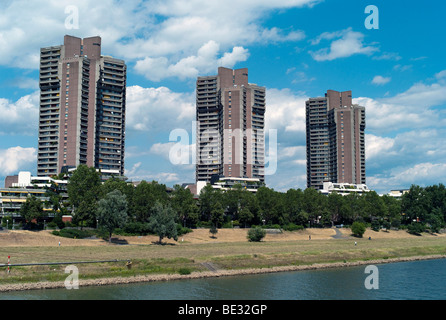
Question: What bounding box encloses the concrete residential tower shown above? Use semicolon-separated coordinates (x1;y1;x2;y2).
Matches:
306;90;365;189
38;35;126;177
196;67;266;184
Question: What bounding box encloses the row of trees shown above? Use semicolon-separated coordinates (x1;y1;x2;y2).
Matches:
19;165;446;238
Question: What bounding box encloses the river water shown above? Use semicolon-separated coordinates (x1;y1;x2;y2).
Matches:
1;258;445;300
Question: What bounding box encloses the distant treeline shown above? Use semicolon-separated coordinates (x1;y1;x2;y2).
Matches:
15;165;446;235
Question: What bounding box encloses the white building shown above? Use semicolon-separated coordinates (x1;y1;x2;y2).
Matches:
320;182;370;196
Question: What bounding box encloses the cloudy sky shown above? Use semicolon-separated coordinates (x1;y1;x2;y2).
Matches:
0;0;445;194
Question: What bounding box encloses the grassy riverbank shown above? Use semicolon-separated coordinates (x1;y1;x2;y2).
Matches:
0;228;445;291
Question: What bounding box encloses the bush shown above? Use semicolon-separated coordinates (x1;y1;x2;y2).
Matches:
247;227;266;242
51;228;96;239
46;221;58;229
351;221;366;238
118;222;151;235
177;224;192;236
209;225;218;238
407;222;425;235
283;223;304;231
178;267;192;275
371;220;380;232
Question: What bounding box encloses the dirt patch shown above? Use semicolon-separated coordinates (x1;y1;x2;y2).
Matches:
0;230;107;247
0;227;441;248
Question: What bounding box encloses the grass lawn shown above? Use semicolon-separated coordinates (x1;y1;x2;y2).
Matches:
1;231;445;286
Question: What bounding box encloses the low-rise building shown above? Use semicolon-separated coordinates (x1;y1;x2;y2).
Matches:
387;189;409;199
320;182;370;196
1;171;68;218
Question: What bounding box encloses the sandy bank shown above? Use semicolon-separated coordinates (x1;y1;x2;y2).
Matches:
1;254;445;293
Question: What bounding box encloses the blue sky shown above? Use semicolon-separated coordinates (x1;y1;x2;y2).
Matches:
0;0;445;194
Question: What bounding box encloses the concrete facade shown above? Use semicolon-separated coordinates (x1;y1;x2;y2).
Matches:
38;35;126;177
196;67;265;184
306;90;365;189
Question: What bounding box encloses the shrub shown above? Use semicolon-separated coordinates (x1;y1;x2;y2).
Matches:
371;220;380;232
247;227;266;242
177;224;192;236
178;267;192;275
209;225;218;238
119;222;151;235
283;223;304;231
51;228;95;239
351;221;366;238
46;221;58;229
407;222;425;235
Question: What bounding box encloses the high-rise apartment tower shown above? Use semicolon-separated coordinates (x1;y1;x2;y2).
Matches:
306;90;365;189
196;67;266;184
38;35;126;177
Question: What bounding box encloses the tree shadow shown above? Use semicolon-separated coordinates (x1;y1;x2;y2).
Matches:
110;238;129;245
151;241;176;246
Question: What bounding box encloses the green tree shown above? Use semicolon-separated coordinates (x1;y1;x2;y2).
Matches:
101;178;133;212
209;224;218;238
148;201;178;244
223;184;244;218
327;192;344;226
20;196;44;228
382;194;402;228
239;207;254;228
210;201;225;228
256;186;282;225
363;191;388;222
341;193;364;224
426;208;443;233
302;187;328;227
402;185;429;224
198;184;223;222
44;182;63;212
171;185;199;228
132;181;169;222
97;190;128;243
351;221;366;238
284;188;306;226
67;165;102;228
247;226;266;242
407;222;425;235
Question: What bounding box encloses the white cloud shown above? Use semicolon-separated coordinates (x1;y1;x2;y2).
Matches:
435;70;446;80
218;46;250;69
124;162;142;178
372;75;391;85
0;0;316;70
135;40;249;81
393;64;412;72
0;91;39;135
372;52;401;61
261;27;306;43
149;142;177;159
368;162;446;194
365;134;395;160
382;82;446;109
125;164;187;184
265;88;308;133
309;28;378;61
279;146;306;160
126;85;195;132
0;146;36;176
354;74;446;133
